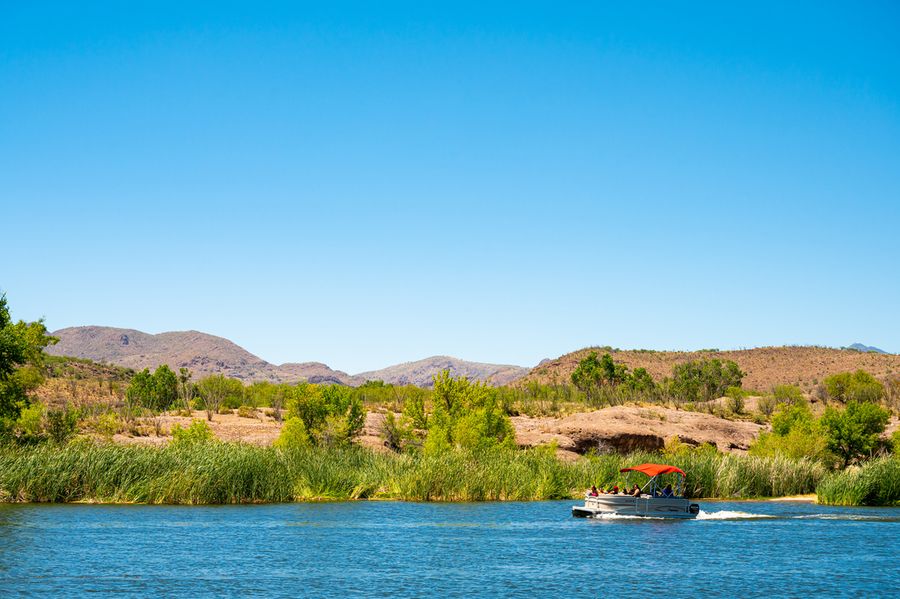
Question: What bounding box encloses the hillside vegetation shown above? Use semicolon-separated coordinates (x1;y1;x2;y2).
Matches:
527;346;900;394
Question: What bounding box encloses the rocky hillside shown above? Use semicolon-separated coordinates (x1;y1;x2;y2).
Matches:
47;327;281;382
525;345;900;393
357;356;529;388
47;326;530;387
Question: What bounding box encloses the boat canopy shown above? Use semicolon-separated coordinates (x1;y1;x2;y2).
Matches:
619;463;686;477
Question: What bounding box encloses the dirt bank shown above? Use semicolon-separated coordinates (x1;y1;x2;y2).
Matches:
110;406;767;456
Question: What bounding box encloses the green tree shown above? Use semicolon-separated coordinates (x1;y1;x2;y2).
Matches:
197;375;238;421
571;352;604;402
125;369;153;414
749;401;828;461
0;293;57;432
423;370;514;454
150;365;178;411
669;359;744;403
771;401;816;436
824;370;885;404
284;383;364;445
819;401;890;466
126;365;178;413
177;368;194;412
625;367;656;394
599;353;628;385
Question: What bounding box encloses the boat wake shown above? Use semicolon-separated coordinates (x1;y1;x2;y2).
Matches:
695;510;774;520
695;511;900;522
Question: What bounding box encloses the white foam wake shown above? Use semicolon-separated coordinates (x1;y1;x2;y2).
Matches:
695;510;774;520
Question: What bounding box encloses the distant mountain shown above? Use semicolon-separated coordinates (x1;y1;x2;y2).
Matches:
47;326;530;387
356;356;529;388
847;343;888;354
276;362;362;386
47;327;282;382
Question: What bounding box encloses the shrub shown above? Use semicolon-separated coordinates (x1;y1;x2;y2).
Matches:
15;403;45;440
724;387;745;415
771;402;815;436
236;405;257;419
773;385;804;405
45;407;78;444
380;411;412;452
94;412;122;440
757;395;777;417
171;419;215;445
750;429;830;462
750;402;831;462
824;371;885;404
273;417;311;449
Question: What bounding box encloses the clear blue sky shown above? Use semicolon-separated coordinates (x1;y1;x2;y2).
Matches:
2;2;899;372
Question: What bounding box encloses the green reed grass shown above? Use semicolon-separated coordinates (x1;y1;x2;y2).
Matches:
0;441;827;504
816;457;900;506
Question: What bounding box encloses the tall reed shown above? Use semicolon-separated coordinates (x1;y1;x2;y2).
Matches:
0;441;827;505
816;457;900;506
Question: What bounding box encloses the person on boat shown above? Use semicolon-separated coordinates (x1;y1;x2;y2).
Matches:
589;486;599;497
630;484;641;496
661;483;674;497
611;485;619;494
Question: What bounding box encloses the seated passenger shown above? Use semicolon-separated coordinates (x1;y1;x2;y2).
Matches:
630;484;641;496
589;485;599;497
611;485;619;494
661;483;674;498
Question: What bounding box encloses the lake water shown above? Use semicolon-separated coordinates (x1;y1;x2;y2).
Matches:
1;500;898;597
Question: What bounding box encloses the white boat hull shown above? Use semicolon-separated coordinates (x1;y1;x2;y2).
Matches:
572;495;700;519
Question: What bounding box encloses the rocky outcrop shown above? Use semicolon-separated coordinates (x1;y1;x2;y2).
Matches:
512;406;764;455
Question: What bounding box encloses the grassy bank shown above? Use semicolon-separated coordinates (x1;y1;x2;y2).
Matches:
815;457;900;506
0;441;827;504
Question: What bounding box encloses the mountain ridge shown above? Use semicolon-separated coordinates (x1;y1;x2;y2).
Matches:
46;326;530;387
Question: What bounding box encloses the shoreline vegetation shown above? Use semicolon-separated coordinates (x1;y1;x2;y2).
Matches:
0;443;828;505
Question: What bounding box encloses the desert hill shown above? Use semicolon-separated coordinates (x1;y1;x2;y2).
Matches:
357;356;529;388
525;345;900;393
47;326;529;387
47;327;281;382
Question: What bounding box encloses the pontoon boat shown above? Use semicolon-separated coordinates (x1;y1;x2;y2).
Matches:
572;463;700;519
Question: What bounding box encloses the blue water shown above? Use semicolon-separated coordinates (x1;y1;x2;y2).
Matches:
0;501;898;597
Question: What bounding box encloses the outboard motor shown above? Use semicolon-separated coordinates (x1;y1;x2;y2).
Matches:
689;503;700;515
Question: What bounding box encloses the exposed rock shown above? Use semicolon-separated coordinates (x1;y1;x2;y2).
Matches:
512;406;764;455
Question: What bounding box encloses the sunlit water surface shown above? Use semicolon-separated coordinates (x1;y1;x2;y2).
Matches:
1;500;898;597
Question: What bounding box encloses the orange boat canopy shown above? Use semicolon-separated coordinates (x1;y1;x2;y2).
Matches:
619;463;686;477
